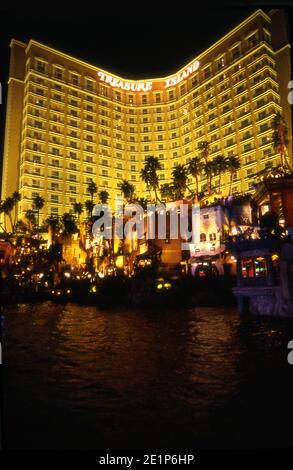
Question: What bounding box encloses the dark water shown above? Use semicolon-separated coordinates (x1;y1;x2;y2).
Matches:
1;302;293;449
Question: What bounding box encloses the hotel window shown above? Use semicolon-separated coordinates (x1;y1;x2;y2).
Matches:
69;185;76;193
32;155;41;163
231;44;241;61
51;207;59;215
85;79;94;91
51;182;59;190
70;73;80;86
53;66;64;80
69;174;76;182
263;29;271;45
247;32;258;49
203;67;211;79
191;75;199;86
51;195;59;203
31;179;40;188
209;233;216;241
180;84;186;96
217;56;225;71
155;93;161;103
115;91;121;101
52;148;59;156
141;95;148;104
35;59;46;73
168;90;175;100
128;95;134;104
200;233;206;242
102;159;108;166
258;111;266;120
243;143;252;152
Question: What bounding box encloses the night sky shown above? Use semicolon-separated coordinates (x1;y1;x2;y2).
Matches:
0;1;292;184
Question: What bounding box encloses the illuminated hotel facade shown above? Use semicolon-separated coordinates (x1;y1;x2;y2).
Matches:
1;9;292;223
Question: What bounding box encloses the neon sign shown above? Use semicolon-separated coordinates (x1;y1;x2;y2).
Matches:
97;60;200;92
97;72;152;92
164;60;200;88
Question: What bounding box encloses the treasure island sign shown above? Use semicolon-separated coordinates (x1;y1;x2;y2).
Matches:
97;60;200;91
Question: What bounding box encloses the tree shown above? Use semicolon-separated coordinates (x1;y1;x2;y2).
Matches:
25;209;36;232
87;181;98;202
45;215;61;244
213;155;227;193
0;197;14;232
99;190;109;204
203;161;216;194
119;180;135;202
61;213;78;236
135;197;148;210
171;164;188;200
85;200;95;219
226;156;241;196
188;156;203;201
198;141;210;163
160;183;176;202
32;194;45;231
272;112;292;173
73;202;83;226
140;156;162;203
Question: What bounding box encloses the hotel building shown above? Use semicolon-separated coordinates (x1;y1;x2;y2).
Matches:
1;8;291;224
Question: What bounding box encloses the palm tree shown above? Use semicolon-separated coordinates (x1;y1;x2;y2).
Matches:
32;194;45;232
1;197;14;232
226;155;241;196
61;213;78;237
272;112;292;173
213;155;227;193
171;164;188;200
140;167;152;200
119;180;135;202
12;191;21;228
99;190;109;204
25;209;36;232
203;161;216;194
45;215;61;244
198;141;210;163
73;202;83;226
140;156;162;203
85;200;95;219
136;197;149;210
87;181;98;202
188;156;203;201
160;183;175;202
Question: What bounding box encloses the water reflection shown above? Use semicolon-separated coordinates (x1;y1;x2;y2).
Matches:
2;302;293;449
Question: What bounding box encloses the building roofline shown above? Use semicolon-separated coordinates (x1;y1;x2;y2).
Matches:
10;39;27;49
18;9;270;84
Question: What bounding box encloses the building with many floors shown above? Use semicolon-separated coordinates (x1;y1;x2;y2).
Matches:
1;9;291;226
